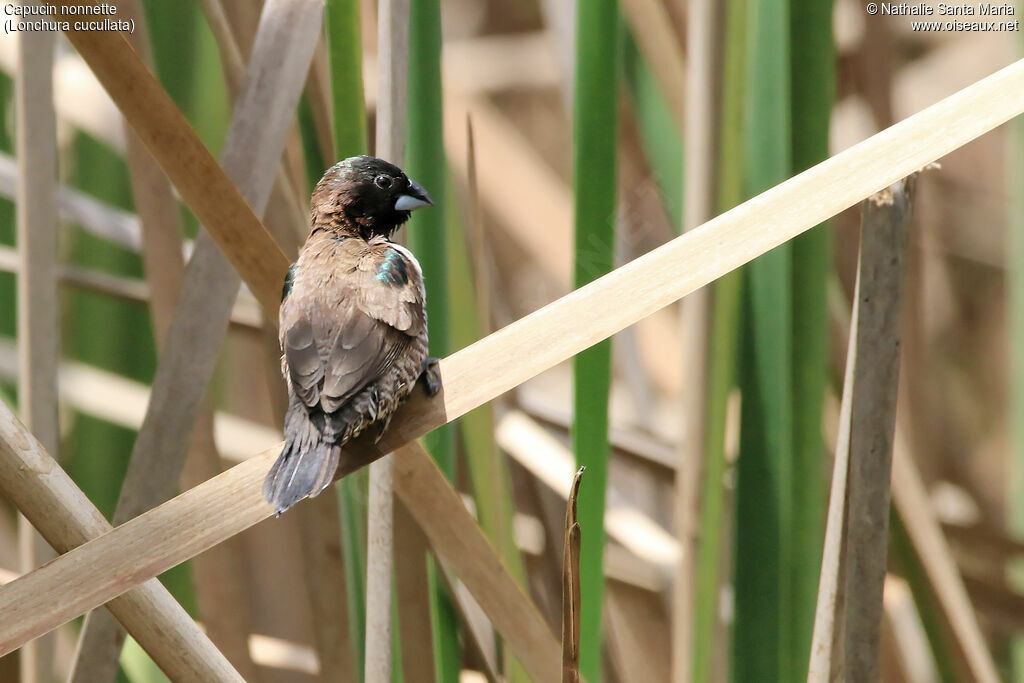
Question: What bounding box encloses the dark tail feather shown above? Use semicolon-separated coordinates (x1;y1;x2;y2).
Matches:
263;403;340;515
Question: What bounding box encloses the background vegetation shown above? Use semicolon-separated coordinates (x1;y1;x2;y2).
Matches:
0;0;1022;681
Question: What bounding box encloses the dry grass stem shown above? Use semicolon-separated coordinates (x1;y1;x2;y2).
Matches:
807;243;861;682
198;0;246;99
497;410;678;577
365;0;411;678
436;563;501;682
52;0;290;315
892;432;1000;682
882;576;940;683
673;0;721;677
365;451;396;683
297;494;357;680
606;581;672;682
619;0;686;128
15;18;59;683
0;401;243;680
393;443;562;682
0;338;282;461
0;247;262;328
444;96;571;289
69;0;324;671
841;178;916;680
0;153;142;252
394;501;437;683
561;467;584;683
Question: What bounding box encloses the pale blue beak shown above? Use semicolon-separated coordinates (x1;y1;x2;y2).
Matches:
394;179;433;211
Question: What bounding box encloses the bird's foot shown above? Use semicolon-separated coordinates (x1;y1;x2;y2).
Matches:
373;415;393;443
420;357;442;396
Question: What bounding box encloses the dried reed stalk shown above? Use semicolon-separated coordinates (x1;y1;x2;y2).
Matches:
51;0;290;315
394;501;437;683
561;467;584;683
619;0;686;128
841;179;915;680
891;432;1000;682
0;338;282;462
0;250;263;327
436;564;501;682
296;494;356;680
67;0;322;675
198;0;246;98
0;152;140;251
673;0;721;678
392;443;562;682
14;14;59;683
0;401;243;681
606;581;672;681
69;1;259;678
365;0;410;679
443;96;571;289
807;214;863;682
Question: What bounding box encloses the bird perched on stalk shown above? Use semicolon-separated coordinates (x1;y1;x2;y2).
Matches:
264;156;441;515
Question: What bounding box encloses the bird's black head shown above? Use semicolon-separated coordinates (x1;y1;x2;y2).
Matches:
311;155;433;239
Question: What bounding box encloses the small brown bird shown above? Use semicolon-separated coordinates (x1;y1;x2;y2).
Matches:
264;156;440;515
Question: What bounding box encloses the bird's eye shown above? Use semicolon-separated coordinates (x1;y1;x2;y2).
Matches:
374;175;393;189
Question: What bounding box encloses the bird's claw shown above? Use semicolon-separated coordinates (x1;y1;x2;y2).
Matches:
420;357;442;396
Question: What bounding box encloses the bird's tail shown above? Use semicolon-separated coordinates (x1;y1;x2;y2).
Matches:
263;401;341;515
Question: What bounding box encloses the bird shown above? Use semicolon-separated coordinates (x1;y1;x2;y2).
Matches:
263;155;441;515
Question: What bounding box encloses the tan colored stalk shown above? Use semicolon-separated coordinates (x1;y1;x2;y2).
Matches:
443;96;571;289
561;467;584;683
0;337;282;462
807;232;862;682
66;0;323;676
392;443;562;682
436;564;501;682
51;0;290;316
197;0;246;98
0;401;243;680
15;14;59;683
70;2;258;679
297;494;357;680
0;249;262;328
840;180;915;680
394;501;437;683
0;152;140;251
606;581;672;681
673;0;721;679
619;0;686;128
892;433;1000;682
365;0;410;679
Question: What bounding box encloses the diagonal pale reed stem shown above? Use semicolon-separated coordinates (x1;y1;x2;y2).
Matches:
1;56;1023;683
50;0;290;317
0;401;243;681
68;2;323;679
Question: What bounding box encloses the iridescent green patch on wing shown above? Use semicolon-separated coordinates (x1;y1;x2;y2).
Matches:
376;249;408;286
282;263;298;301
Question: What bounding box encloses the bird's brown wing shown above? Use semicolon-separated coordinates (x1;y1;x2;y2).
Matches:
281;244;425;415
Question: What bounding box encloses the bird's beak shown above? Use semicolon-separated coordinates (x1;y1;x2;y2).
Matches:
394;179;433;211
